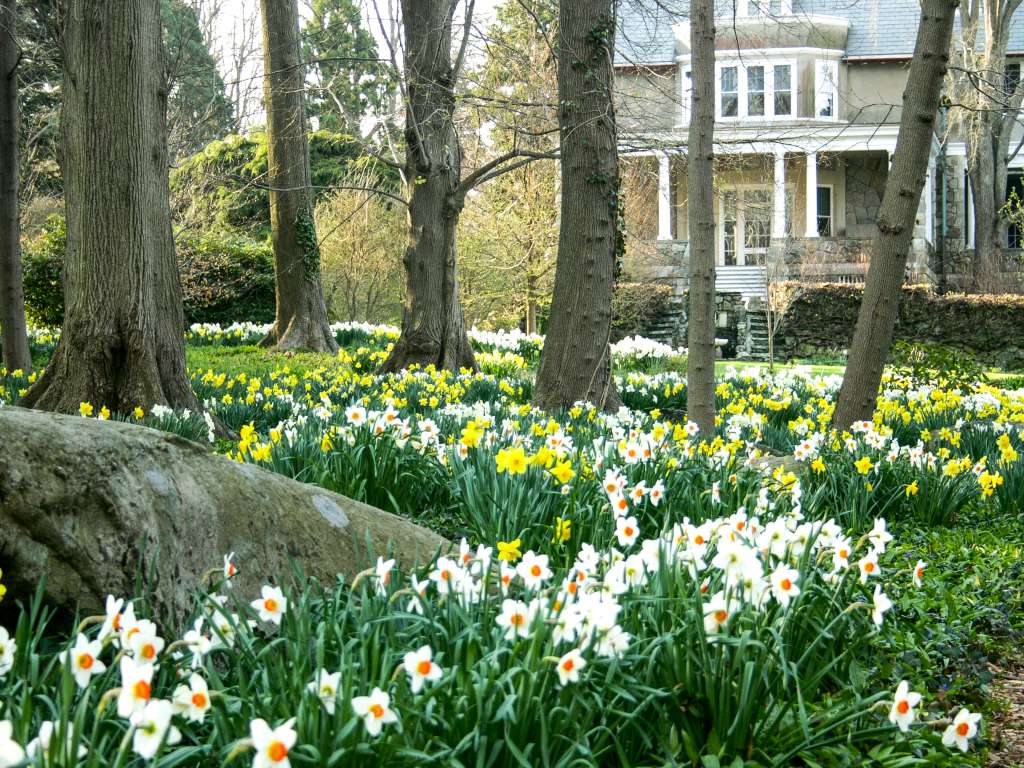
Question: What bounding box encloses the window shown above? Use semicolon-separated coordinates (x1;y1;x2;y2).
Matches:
744;189;772;264
721;66;739;118
816;60;838;119
747;66;765;116
1006;61;1021;96
1007;173;1024;248
722;191;738;266
817;186;833;237
743;0;792;15
716;59;796;120
773;64;792;116
680;68;692;124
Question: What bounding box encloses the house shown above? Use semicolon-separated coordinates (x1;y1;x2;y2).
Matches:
614;0;1024;301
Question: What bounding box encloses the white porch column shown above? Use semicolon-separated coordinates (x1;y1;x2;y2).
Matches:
805;151;818;237
657;152;673;240
925;163;935;244
772;151;787;238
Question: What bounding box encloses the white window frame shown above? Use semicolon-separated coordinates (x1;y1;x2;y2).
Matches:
719;64;740;118
815;59;839;121
680;66;693;126
714;57;798;122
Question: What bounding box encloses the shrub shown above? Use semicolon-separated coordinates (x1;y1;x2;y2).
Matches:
177;232;276;324
611;282;674;339
21;214;65;326
21;215;277;325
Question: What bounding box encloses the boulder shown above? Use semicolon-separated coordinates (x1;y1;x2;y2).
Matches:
0;407;447;626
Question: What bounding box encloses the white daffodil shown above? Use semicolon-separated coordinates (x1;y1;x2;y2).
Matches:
403;645;443;693
251;585;287;625
251;718;297;768
942;708;982;752
351;688;398;737
887;680;922;732
171;673;211;723
307;669;342;714
63;633;106;689
556;648;586;687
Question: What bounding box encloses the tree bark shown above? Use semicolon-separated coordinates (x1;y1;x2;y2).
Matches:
258;0;338;353
532;0;621;411
831;0;957;430
0;407;447;626
19;0;199;415
0;0;31;374
686;0;716;436
379;0;476;374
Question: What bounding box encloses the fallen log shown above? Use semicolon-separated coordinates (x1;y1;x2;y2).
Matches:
0;407;447;625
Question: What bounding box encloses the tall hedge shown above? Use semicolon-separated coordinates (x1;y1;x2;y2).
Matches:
22;215;276;325
779;284;1024;370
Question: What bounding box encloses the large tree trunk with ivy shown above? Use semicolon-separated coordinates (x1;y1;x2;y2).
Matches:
257;0;337;353
0;0;31;374
831;0;957;429
379;0;475;374
532;0;621;411
19;0;199;415
686;0;717;436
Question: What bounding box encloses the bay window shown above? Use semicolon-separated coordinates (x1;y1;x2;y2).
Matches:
716;59;796;120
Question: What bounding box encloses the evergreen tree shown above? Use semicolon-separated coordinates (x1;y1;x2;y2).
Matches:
163;0;235;158
302;0;391;134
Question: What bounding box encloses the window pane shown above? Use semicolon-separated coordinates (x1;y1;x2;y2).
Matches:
722;94;738;117
748;66;764;91
723;192;738;265
774;64;790;91
774;65;791;117
816;187;832;237
721;66;738;92
774;91;791;116
817;62;836;118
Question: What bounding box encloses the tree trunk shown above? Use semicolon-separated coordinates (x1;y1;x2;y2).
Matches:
19;0;198;415
532;0;621;411
258;0;338;353
0;0;31;374
686;0;717;436
0;407;447;627
831;0;957;429
380;0;475;374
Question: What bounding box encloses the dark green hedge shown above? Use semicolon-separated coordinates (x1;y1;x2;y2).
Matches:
779;284;1024;371
21;215;276;326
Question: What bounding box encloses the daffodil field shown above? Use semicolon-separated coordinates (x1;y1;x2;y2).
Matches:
0;322;1022;766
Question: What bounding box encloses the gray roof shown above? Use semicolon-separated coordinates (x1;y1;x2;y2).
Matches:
616;0;1024;65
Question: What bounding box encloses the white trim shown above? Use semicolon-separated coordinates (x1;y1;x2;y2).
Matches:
805;152;818;237
740;0;794;17
658;153;673;240
676;47;846;65
772;151;787;238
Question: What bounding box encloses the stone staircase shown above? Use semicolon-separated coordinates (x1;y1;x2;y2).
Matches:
643;294;686;347
744;307;771;361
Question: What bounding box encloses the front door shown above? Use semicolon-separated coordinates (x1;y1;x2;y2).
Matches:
719;188;771;266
